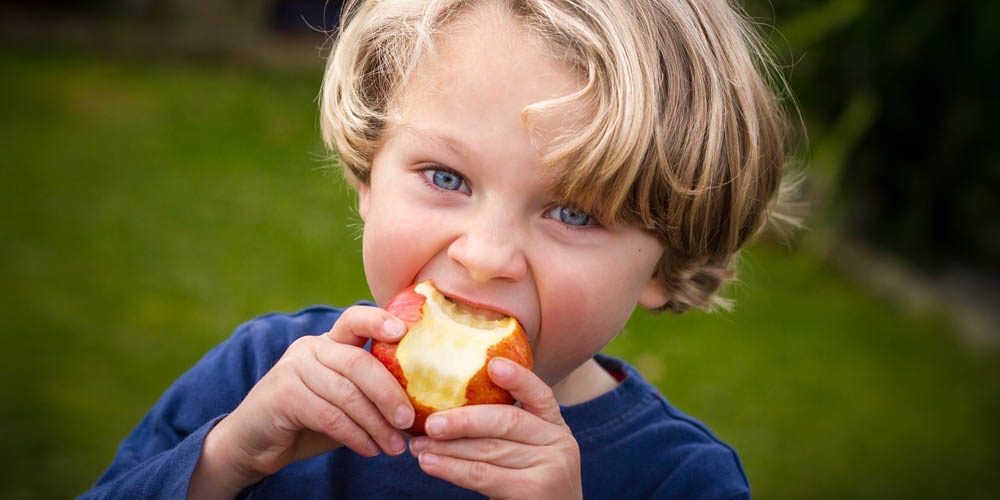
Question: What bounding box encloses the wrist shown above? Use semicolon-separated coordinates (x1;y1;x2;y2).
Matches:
188;416;264;500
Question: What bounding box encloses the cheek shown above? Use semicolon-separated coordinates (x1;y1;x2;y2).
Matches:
531;267;636;381
531;244;660;383
361;204;441;307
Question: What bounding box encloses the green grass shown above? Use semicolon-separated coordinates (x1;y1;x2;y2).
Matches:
1;47;998;499
610;249;1000;499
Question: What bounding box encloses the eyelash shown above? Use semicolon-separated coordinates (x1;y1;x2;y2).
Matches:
418;165;470;194
545;205;601;232
417;166;601;231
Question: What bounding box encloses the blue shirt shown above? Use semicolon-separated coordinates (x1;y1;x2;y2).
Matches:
80;304;750;499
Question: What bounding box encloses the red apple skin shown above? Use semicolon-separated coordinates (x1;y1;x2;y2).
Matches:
384;283;426;328
371;281;533;435
371;340;438;434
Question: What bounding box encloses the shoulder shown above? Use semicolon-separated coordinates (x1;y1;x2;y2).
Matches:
231;302;376;349
565;354;750;500
156;302;373;422
192;302;374;387
86;302;374;493
229;304;358;351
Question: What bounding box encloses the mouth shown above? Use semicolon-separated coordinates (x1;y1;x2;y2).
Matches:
418;282;533;347
438;291;509;322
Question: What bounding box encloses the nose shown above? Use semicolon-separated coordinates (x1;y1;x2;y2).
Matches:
447;210;527;283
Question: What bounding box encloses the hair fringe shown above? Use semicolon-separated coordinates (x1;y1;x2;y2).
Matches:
319;0;802;314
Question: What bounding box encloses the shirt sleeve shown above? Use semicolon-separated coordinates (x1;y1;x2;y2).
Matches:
77;415;226;499
648;445;751;500
76;312;313;499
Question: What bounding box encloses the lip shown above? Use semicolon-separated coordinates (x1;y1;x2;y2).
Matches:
437;289;519;325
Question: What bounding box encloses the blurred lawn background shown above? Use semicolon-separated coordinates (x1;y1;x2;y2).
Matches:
1;1;999;499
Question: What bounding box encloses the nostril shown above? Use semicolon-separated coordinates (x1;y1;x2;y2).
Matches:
468;269;494;283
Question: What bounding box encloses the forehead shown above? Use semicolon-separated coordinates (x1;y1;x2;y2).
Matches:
385;7;589;164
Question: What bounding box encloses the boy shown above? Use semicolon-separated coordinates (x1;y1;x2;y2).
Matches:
82;0;786;498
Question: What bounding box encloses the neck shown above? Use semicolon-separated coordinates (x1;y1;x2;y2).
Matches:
552;357;620;406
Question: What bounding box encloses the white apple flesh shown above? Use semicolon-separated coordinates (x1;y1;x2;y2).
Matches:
372;281;533;435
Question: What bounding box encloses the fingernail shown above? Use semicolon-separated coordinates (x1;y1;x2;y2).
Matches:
394;406;414;428
490;358;513;378
383;319;405;338
419;452;439;466
425;416;445;436
410;436;427;453
366;439;381;457
390;433;406;455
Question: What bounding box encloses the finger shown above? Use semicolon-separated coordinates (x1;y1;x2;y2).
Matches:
417;452;517;498
296;350;408;456
410;436;537;469
423;404;560;445
488;357;565;426
294;384;381;458
291;429;342;463
314;341;414;429
324;305;407;347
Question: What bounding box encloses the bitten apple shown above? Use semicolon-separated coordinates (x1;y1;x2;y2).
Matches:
371;281;533;435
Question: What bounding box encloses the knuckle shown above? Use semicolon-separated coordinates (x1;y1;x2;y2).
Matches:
468;460;491;488
271;354;295;375
327;307;360;335
341;346;371;374
339;381;368;409
340;304;365;321
274;348;308;375
477;438;501;458
501;409;524;435
561;433;581;456
453;411;474;434
375;383;404;407
287;335;315;354
343;305;378;328
535;383;556;403
316;405;350;435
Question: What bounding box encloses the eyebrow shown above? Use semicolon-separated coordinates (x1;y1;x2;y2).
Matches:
397;124;474;162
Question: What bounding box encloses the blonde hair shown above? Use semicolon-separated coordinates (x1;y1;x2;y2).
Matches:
320;0;791;313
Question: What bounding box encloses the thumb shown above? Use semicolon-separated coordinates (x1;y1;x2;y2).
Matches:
488;357;565;426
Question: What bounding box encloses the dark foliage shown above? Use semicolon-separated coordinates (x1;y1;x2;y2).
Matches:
748;0;1000;273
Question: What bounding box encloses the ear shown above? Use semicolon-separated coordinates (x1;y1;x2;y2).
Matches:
357;181;370;222
638;274;671;310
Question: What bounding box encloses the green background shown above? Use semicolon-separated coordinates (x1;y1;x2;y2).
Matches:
1;12;998;498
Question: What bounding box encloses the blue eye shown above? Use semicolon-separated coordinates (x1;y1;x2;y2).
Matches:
426;169;468;193
548;205;594;227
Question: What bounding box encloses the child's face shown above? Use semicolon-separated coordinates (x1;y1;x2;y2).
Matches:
357;15;668;388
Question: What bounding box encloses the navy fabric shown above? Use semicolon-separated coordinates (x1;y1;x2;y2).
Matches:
79;304;750;499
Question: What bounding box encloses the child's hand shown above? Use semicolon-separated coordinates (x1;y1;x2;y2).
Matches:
408;358;583;500
189;305;415;498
